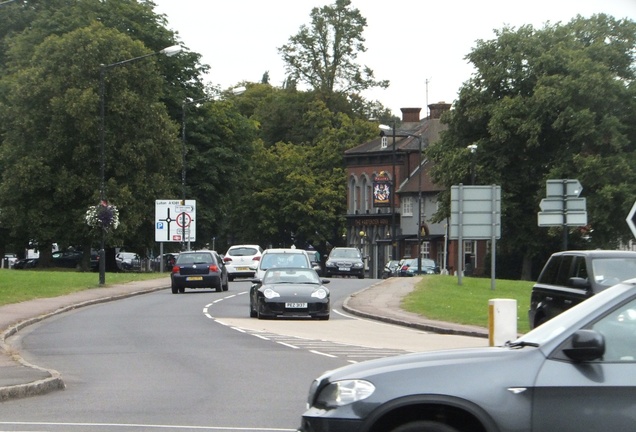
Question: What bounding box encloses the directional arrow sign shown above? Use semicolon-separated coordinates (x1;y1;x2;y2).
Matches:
627;201;636;239
546;179;583;198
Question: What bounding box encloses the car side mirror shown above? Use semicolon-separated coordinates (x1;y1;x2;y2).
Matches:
251;278;262;284
568;277;590;289
563;329;605;362
321;279;331;284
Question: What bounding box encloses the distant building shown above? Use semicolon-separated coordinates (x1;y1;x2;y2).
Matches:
344;103;487;278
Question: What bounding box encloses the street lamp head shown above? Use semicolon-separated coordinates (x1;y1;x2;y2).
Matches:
160;45;183;57
378;124;391;132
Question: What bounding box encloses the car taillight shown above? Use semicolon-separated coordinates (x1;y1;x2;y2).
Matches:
223;257;232;262
171;266;180;274
209;264;219;272
253;256;261;262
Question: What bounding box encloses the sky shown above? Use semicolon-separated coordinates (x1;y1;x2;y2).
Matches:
152;0;636;117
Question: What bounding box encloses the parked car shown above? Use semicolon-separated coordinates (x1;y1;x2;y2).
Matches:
170;250;228;293
381;260;401;279
398;257;440;276
223;244;263;281
3;253;18;269
299;278;636;432
115;251;140;271
528;249;636;329
249;267;330;320
12;257;38;269
255;248;312;280
324;247;365;279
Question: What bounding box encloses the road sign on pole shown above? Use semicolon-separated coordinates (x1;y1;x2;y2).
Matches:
155;199;196;243
627;201;636;239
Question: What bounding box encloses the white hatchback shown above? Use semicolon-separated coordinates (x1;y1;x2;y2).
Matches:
223;245;263;281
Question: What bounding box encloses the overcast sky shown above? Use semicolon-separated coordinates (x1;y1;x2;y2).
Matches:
152;0;636;117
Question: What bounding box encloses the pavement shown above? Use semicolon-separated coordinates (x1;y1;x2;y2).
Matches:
0;276;488;402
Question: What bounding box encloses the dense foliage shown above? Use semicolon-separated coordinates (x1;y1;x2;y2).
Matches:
426;14;636;279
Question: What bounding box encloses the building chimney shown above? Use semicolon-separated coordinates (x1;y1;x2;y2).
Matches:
428;102;452;119
400;107;421;123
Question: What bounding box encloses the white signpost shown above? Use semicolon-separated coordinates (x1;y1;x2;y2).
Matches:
155;199;196;243
627;201;636;239
450;184;501;288
537;179;586;249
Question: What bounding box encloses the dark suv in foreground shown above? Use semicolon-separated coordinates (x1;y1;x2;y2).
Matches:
528;249;636;329
299;279;636;432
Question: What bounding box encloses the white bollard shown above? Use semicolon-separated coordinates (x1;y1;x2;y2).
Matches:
488;299;517;347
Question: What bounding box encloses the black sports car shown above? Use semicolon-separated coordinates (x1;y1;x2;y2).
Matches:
250;268;330;320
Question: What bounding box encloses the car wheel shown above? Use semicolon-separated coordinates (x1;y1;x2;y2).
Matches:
249;301;257;318
228;275;234;282
178;287;185;293
358;274;364;279
222;278;229;291
215;283;222;292
171;285;178;294
391;421;459;432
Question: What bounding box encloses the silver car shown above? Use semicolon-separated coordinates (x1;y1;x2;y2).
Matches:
299;279;636;432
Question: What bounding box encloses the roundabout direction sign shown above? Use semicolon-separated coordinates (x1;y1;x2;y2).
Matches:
627;201;636;239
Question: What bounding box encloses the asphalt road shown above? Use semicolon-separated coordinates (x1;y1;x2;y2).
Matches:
0;277;486;431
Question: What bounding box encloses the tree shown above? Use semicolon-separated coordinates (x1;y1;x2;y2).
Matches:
278;0;388;106
426;14;636;280
0;0;209;266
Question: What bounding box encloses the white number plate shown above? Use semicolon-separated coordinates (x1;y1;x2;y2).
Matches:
338;267;350;271
285;302;308;308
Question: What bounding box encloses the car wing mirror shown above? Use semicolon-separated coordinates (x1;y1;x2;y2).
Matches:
321;279;331;284
563;329;605;362
568;277;590;289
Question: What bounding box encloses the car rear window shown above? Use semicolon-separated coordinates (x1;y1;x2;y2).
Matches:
177;253;213;264
229;247;259;256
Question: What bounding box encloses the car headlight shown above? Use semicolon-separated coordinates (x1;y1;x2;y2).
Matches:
311;288;328;299
314;379;375;408
325;260;335;267
263;288;280;299
353;262;363;268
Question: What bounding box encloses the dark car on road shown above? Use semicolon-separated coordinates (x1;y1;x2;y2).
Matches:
250;267;330;320
398;258;440;276
170;250;228;293
528;249;636;329
299;278;636;432
324;247;365;279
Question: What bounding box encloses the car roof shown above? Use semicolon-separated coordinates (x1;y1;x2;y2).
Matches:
262;248;307;254
227;244;262;250
550;250;636;258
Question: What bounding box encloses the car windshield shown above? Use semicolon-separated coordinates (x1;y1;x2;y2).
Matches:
592;257;636;286
330;249;361;259
516;282;635;346
177;253;212;265
260;253;309;269
263;268;319;284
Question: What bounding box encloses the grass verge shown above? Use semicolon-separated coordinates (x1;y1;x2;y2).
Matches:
0;269;167;306
402;274;534;334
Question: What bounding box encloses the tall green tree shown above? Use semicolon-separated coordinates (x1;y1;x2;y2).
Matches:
278;0;388;110
426;14;636;280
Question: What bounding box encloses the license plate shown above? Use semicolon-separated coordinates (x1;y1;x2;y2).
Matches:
285;302;308;308
237;267;250;271
186;276;203;281
338;267;350;271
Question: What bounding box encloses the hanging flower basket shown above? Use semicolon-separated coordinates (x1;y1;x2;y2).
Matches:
86;201;120;231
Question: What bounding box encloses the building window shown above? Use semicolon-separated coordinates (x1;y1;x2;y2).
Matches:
464;240;474;254
421;241;430;258
402;197;413;216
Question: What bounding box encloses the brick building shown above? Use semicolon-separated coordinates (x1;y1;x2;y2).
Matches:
344;103;487;278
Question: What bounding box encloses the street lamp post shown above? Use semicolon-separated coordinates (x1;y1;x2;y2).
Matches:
468;144;478;185
98;44;181;285
378;122;397;260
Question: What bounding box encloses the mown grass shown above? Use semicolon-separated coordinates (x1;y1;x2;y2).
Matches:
0;269;167;306
402;274;534;334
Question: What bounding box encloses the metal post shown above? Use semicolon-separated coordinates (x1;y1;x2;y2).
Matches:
181;102;187;251
391;122;397;260
417;135;422;275
99;65;106;285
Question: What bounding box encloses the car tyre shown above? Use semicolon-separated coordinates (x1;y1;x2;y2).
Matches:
249;304;257;318
171;285;178;294
222;278;229;291
391;421;459;432
178;287;185;293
